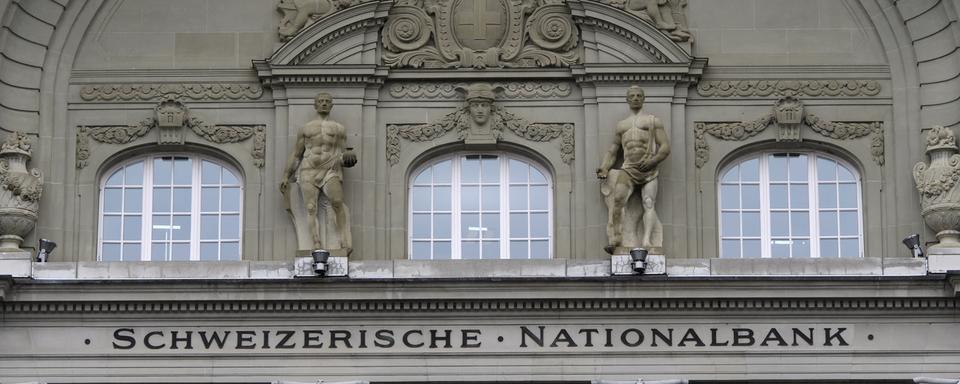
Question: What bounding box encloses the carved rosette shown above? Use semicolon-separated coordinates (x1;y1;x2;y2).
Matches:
914;126;960;248
0;132;43;250
381;0;581;69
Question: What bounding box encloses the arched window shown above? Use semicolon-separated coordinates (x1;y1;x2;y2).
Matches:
409;152;552;260
99;154;242;261
718;151;863;258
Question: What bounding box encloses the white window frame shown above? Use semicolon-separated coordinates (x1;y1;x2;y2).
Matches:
717;151;864;258
408;152;553;260
98;153;243;261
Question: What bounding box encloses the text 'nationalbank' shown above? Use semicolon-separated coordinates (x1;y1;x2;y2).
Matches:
110;325;852;352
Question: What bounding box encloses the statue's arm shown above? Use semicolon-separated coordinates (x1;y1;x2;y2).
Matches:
597;128;623;178
336;122;357;168
649;117;671;166
282;131;306;181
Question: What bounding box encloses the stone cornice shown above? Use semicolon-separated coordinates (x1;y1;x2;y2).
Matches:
255;63;385;88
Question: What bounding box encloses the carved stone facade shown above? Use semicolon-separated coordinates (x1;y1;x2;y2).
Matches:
914;126;960;250
79;83;263;102
697;80;882;98
381;0;581;69
0;132;42;251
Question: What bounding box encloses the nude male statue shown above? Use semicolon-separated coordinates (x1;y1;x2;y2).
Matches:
281;92;357;252
625;0;691;41
597;86;671;254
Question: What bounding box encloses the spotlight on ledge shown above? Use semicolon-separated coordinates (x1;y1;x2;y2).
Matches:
312;249;331;276
902;234;925;258
37;238;56;263
630;247;648;274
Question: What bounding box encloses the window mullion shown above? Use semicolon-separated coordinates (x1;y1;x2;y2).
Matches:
759;155;771;259
809;154;821;258
142;158;153;261
190;156;201;261
451;156;461;260
500;154;508;259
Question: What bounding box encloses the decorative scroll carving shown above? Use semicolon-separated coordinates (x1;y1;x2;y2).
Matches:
694;97;884;167
389;82;573;99
697;80;882;98
79;83;263;101
76;99;267;169
914;126;960;249
382;0;581;69
590;0;691;42
278;0;373;40
386;83;575;165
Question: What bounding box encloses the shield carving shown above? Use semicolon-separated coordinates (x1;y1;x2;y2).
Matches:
452;0;508;51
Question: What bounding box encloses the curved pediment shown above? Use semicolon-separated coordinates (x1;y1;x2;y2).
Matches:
266;0;694;68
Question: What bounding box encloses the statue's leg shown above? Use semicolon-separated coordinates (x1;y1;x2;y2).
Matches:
644;0;676;30
323;178;351;251
299;182;322;249
606;172;634;252
641;177;660;248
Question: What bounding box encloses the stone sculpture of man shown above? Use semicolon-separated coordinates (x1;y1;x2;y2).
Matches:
625;0;691;42
596;86;671;254
281;92;357;252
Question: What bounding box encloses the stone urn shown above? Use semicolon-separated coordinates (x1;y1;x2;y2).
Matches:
0;132;43;251
913;126;960;249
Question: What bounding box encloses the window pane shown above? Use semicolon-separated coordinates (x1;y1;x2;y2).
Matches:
152;215;171;240
509;186;528;210
791;212;810;236
221;214;240;239
790;184;809;209
153;243;170;261
461;213;480;239
837;164;855;182
223;169;240;186
461;186;479;211
721;212;739;237
172;215;191;240
105;170;123;186
840;238;859;258
530;167;546;184
433;213;451;238
481;241;499;259
200;242;219;261
462;241;480;259
530;213;548;238
481;186;499;210
510;213;528;237
771;239;790;258
123;216;141;241
220;242;240;260
154;158;172;185
742;239;761;258
173;157;192;185
530;185;548;210
202;161;220;184
102;243;121;261
838;183;858;208
221;187;241;212
821;238;839;258
839;211;858;236
173;187;192;212
412;213;431;238
770;211;789;237
102;216;121;241
153;187;171;212
433;160;451;183
510;240;528;259
122;243;141;261
170;243;190;261
413;168;431;185
509;160;528;183
740;158;759;181
481;156;498;183
789;154;808;181
817;158;837;181
720;185;739;209
742;185;760;209
482;213;499;237
201;214;218;240
742;212;760;237
411;186;431;211
769;155;787;182
720;166;738;183
770;184;788;209
103;189;122;213
792;239;811;258
818;184;837;208
411;241;430;260
433;241;451;260
434;186;451;211
530;240;549;259
461;157;480;183
124;188;142;213
125;162;143;185
721;239;740;258
201;187;220;212
819;211;838;236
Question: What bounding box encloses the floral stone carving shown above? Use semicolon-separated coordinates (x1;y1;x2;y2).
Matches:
76;99;266;169
386;83;574;165
696;80;882;98
914;126;960;249
0;132;43;251
382;0;581;69
694;97;885;167
79;83;263;102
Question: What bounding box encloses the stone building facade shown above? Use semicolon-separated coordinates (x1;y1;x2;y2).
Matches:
0;0;959;382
